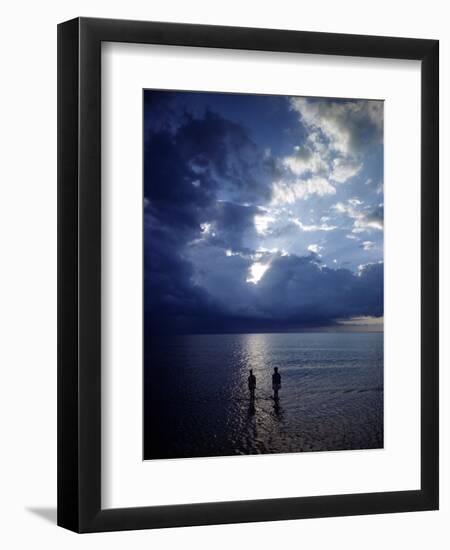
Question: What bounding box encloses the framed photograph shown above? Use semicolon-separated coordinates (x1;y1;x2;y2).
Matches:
57;17;439;532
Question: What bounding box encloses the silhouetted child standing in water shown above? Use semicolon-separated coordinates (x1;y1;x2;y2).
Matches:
272;367;281;401
248;369;256;400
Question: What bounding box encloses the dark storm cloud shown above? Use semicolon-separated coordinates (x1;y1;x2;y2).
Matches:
143;90;179;136
143;109;276;230
144;130;208;234
175;110;276;203
143;103;277;329
202;250;383;324
256;257;383;323
208;201;260;251
144;221;220;335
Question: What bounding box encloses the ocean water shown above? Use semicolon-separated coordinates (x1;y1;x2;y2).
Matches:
144;332;383;459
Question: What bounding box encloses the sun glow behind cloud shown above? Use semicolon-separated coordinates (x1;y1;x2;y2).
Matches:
246;262;270;284
254;212;275;235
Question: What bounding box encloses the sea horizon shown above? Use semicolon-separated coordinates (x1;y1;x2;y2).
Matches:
147;328;384;337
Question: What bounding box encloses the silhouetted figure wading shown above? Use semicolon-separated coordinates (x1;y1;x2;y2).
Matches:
248;369;256;400
272;367;281;401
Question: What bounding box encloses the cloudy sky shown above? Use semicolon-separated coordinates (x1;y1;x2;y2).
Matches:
143;90;383;334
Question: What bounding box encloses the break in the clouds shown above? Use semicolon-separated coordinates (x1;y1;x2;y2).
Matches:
144;90;383;333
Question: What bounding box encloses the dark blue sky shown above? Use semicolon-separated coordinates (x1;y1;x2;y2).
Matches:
143;90;383;333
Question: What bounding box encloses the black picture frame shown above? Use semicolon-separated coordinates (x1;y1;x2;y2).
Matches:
57;16;439;533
